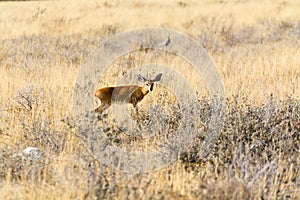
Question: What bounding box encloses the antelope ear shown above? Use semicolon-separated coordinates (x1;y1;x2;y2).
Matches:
137;74;147;82
152;73;162;82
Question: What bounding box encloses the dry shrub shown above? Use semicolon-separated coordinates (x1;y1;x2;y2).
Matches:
0;1;299;199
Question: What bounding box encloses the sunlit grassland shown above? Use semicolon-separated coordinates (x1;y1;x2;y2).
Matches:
0;0;299;199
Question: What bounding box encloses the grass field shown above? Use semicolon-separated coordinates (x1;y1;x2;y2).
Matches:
0;0;299;199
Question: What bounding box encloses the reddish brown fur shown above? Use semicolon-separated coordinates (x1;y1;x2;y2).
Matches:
95;85;150;113
95;74;162;113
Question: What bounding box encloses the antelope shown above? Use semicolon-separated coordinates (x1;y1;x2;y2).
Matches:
95;73;162;113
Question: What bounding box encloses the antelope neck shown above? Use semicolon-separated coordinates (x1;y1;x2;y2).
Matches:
141;86;150;95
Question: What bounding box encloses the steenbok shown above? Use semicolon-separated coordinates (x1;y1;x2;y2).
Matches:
95;73;162;113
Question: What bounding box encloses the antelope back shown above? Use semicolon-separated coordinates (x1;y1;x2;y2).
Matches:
111;85;140;103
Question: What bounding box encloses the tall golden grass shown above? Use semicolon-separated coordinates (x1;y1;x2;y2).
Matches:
0;0;299;199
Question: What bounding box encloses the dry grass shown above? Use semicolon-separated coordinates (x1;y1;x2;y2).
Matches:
0;0;299;199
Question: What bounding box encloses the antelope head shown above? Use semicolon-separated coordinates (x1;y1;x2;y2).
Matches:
137;73;163;94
